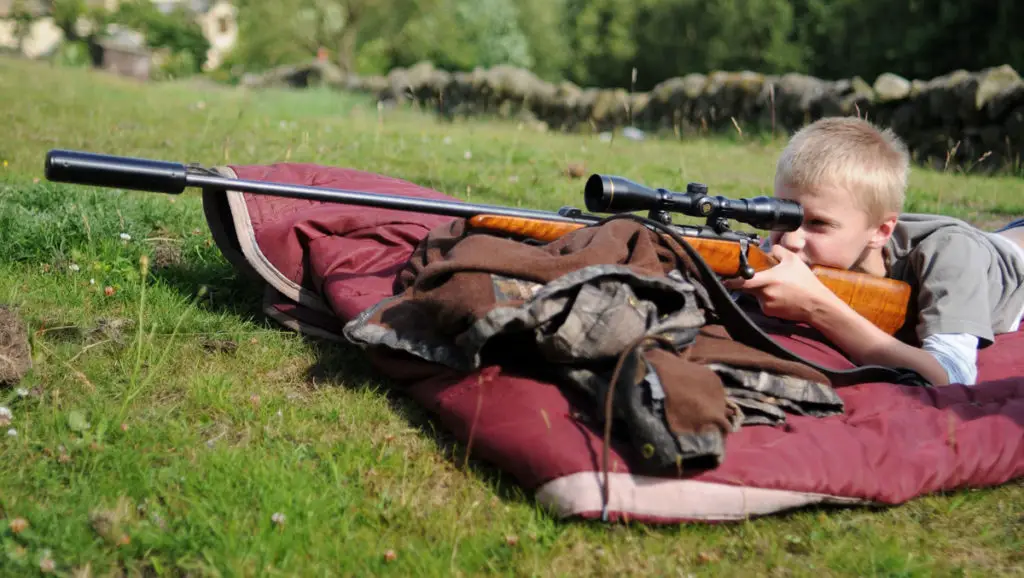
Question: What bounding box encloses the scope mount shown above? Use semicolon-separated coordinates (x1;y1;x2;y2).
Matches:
561;178;763;279
642;199;758;279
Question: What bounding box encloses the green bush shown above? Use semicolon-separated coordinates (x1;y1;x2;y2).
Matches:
110;0;210;75
53;41;92;68
152;50;200;81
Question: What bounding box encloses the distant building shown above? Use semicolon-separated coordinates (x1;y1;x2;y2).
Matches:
0;0;237;70
96;26;149;80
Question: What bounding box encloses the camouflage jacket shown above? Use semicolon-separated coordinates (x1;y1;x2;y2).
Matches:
342;218;843;471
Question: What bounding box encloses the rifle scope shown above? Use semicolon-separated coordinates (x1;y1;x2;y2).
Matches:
584;174;803;232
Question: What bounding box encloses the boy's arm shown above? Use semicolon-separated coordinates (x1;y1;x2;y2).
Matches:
724;245;954;385
798;291;952;385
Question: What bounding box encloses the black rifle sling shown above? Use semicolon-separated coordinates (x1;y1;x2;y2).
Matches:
599;214;933;388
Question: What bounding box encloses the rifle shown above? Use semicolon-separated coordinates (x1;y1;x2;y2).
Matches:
42;148;911;336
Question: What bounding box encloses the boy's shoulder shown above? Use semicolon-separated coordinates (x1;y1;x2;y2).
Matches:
885;213;988;260
885;211;1024;277
884;212;1024;343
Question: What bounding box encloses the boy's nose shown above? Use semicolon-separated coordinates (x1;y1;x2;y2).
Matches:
777;230;805;252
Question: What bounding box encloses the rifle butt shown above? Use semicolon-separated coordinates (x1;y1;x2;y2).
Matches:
809;266;911;336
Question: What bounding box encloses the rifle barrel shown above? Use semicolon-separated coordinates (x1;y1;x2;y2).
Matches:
44;149;595;224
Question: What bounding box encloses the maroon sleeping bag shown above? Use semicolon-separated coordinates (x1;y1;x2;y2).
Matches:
200;162;1024;524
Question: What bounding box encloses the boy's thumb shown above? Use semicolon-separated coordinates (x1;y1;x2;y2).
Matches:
770;244;795;261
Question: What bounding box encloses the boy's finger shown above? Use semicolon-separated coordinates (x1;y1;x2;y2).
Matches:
770;244;796;261
732;270;773;289
722;277;745;290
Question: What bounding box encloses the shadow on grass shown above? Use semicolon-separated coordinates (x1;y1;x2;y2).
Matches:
151;258;269;323
300;337;537;507
153;254;537;508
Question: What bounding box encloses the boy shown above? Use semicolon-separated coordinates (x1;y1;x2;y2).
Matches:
725;116;1024;386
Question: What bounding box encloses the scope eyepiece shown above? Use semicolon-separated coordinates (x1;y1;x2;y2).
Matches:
584;173;803;232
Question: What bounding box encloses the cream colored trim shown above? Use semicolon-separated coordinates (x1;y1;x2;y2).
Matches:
211;165;332;315
535;471;870;522
261;287;344;342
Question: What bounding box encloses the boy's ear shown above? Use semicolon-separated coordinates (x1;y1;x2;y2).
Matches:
868;212;899;248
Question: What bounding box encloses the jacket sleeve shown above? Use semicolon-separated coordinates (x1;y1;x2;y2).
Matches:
922;332;979;385
907;230;996;345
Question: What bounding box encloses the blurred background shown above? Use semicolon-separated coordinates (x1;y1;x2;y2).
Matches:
3;0;1020;89
4;1;1023;173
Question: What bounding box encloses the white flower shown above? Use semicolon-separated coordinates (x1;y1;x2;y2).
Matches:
90;278;95;285
271;512;286;524
6;428;15;437
0;406;11;427
16;388;27;397
69;263;80;272
463;150;472;160
119;233;131;241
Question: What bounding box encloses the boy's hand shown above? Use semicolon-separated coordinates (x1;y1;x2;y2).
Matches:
724;246;952;386
723;245;837;324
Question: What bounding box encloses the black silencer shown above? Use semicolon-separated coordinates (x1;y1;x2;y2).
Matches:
44;149;189;194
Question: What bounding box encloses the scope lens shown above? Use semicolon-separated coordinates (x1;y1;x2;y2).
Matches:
584;175;611;212
584;174;666;213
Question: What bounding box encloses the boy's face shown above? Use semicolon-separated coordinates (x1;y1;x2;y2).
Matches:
765;180;895;273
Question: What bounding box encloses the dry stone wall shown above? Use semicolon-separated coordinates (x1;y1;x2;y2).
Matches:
241;60;1024;172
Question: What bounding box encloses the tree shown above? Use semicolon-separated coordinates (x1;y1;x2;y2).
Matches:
563;0;640;87
512;0;571;81
789;0;1024;81
629;0;806;89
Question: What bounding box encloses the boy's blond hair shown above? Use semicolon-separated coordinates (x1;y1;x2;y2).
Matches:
775;116;910;224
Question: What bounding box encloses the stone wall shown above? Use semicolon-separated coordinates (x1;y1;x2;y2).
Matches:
242;60;1024;172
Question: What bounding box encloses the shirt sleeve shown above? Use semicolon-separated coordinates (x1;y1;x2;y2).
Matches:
908;231;996;345
921;333;979;385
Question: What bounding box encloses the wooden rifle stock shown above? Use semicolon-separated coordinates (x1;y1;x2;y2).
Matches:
468;215;911;336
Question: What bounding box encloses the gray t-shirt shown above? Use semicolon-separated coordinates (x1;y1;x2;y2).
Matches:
884;213;1024;347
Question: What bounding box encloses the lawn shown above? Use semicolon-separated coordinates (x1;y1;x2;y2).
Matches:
0;55;1021;577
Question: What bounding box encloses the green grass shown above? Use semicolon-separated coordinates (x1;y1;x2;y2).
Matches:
0;56;1021;577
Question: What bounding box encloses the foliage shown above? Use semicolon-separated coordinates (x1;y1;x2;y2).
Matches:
7;1;37;51
224;0;545;78
109;0;210;74
789;0;1024;81
562;0;641;88
52;40;91;68
35;0;102;42
452;0;533;70
13;0;1024;87
510;0;571;81
217;0;314;74
372;0;1024;87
